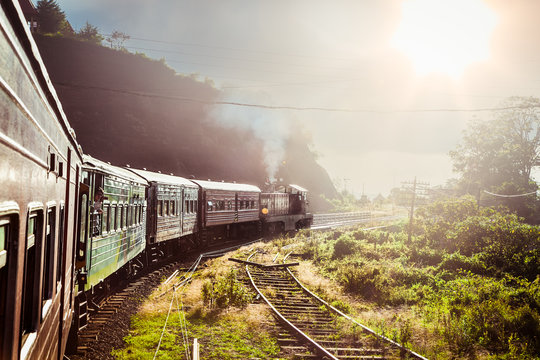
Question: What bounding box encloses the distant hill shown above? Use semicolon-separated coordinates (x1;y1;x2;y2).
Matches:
34;35;337;210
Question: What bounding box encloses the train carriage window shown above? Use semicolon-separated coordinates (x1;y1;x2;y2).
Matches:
157;200;163;217
77;194;88;260
171;201;176;216
251;200;255;209
56;206;64;285
122;205;127;229
138;204;143;223
0;214;16;354
111;205;117;232
117;205;122;230
21;210;43;344
207;201;213;212
126;205;130;227
135;204;139;225
102;205;109;233
42;208;56;314
164;200;169;216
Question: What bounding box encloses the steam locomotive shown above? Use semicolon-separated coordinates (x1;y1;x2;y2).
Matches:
0;2;312;359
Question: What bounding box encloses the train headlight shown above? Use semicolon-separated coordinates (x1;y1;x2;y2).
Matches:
261;208;268;215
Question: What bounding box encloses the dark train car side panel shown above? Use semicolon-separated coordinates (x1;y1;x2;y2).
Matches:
192;180;261;229
126;168;199;243
0;2;83;359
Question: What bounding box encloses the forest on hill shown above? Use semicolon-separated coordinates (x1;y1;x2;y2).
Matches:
34;34;337;210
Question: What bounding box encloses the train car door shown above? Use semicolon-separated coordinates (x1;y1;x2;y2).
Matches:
75;183;89;272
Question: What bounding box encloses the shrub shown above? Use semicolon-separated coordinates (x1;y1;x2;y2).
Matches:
437;252;487;276
332;235;357;259
202;268;252;309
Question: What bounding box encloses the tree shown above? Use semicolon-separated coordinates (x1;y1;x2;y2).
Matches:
105;30;130;50
76;22;103;45
450;96;540;221
36;0;67;34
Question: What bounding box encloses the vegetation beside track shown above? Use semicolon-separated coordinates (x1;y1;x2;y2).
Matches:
295;196;540;359
113;197;539;359
112;253;284;359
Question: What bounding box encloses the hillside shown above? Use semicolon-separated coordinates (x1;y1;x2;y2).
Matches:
34;35;337;210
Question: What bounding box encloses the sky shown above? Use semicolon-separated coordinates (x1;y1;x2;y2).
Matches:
53;0;540;197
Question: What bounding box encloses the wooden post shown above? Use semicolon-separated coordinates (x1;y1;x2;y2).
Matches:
193;338;199;360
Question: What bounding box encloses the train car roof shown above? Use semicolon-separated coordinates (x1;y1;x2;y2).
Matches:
128;168;197;188
4;0;82;158
289;184;308;192
191;180;261;193
83;155;148;185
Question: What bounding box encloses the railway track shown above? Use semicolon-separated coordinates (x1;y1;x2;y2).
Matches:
74;261;185;357
311;212;404;230
241;250;427;360
73;238;263;358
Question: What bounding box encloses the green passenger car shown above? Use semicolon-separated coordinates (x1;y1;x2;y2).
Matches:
77;156;148;290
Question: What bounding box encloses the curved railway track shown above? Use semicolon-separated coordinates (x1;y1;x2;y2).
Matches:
73;238;263;358
241;250;427;360
73;216;410;359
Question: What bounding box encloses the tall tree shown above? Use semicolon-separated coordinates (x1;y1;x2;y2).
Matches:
36;0;67;34
450;96;540;221
105;30;130;50
76;22;103;45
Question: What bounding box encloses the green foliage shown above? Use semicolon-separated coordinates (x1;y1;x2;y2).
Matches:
202;269;252;309
113;308;281;359
435;274;540;357
437;252;487;276
332;234;356;259
449;96;540;222
105;30;130;50
75;22;103;44
36;0;69;34
299;205;540;357
323;191;367;212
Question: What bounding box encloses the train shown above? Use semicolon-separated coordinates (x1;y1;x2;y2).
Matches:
0;1;313;359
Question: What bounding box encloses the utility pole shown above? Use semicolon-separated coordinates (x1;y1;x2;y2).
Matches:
408;177;416;243
401;177;430;243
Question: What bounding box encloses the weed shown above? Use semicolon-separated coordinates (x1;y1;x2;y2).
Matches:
202;268;252;309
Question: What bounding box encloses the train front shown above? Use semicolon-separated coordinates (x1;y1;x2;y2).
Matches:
260;184;313;234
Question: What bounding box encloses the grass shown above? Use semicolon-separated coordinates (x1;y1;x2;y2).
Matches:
112;244;286;360
113;200;540;359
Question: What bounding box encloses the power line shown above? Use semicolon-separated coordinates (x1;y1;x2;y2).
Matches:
483;190;537;198
124;45;358;73
53;81;540;113
112;34;355;62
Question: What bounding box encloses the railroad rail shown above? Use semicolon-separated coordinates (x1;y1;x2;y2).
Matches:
73;238;263;358
241;250;427;360
312;211;404;230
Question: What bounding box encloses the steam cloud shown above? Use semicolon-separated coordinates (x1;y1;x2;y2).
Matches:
210;90;291;182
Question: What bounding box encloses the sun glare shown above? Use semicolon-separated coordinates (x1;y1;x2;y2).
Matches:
392;0;498;78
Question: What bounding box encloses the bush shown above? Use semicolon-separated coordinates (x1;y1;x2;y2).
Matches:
436;274;540;356
437;252;487;276
202;268;252;309
332;235;357;259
